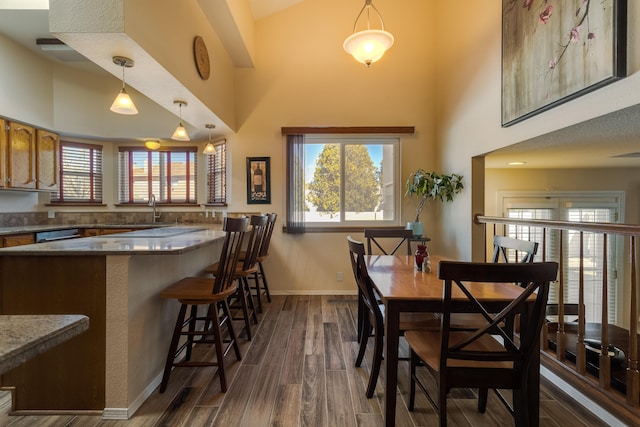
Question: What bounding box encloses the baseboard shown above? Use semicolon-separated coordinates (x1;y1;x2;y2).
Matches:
102;372;163;420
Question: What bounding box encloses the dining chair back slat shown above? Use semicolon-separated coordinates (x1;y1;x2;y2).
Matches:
491;235;539;264
364;228;413;256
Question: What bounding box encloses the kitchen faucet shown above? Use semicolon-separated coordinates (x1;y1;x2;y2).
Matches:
149;194;161;223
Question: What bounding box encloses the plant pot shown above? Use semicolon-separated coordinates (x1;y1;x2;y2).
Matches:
406;221;423;238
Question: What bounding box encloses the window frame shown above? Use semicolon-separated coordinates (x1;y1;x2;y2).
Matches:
117;146;198;205
205;139;227;206
287;133;402;231
50;141;104;205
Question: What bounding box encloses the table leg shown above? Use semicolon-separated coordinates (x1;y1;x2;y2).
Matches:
384;300;400;427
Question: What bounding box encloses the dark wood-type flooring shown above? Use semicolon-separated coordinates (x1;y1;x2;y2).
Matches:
0;295;608;426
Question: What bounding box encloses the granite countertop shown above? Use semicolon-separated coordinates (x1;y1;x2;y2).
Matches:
0;314;89;375
0;224;225;256
0;223;172;236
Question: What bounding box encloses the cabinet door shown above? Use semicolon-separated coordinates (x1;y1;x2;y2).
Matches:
36;129;59;190
0;119;6;188
7;122;36;189
3;233;36;247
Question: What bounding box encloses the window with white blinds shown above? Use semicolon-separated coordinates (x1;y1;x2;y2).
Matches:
51;141;103;204
206;140;227;205
118;147;197;204
500;192;622;324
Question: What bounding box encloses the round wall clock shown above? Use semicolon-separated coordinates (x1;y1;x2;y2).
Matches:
193;36;210;80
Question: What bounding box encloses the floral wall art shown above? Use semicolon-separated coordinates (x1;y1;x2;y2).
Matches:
502;0;627;126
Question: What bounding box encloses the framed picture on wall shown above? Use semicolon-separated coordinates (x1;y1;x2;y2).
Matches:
246;157;271;204
501;0;627;126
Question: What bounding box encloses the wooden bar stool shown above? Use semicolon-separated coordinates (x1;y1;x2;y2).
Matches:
251;212;277;312
159;216;248;393
205;214;267;340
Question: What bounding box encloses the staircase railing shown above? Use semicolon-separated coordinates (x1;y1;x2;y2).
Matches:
475;214;640;421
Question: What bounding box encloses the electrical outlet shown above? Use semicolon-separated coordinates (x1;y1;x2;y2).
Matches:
336;272;343;282
47;210;55;219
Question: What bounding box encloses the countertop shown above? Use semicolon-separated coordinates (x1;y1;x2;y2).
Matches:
0;224;225;256
0;314;89;374
0;223;172;236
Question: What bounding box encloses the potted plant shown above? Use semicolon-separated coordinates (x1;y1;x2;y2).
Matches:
405;169;464;237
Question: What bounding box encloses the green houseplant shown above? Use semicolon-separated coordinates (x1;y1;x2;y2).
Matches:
405;169;464;236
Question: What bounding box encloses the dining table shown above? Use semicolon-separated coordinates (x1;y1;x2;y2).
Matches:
365;254;541;427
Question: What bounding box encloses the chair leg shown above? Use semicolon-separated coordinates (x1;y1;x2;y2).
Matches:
439;380;448;427
185;305;198;361
409;349;418;411
209;302;228;392
220;300;242;360
251;271;263;313
357;291;364;343
355;317;370;367
258;261;271;302
243;276;259;324
160;303;187;393
477;388;488;413
366;324;383;398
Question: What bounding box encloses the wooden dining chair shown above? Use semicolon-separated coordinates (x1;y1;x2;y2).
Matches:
205;214;267;341
347;236;439;398
364;228;414;256
159;216;248;393
492;235;538;264
404;261;558;427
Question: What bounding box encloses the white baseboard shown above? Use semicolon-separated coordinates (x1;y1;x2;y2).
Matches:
102;372;163;420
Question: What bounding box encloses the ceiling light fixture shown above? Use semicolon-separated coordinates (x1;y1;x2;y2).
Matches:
145;140;161;150
508;161;526;166
171;100;190;141
110;56;138;115
343;0;394;67
203;124;216;155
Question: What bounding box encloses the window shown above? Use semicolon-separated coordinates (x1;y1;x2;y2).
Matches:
51;141;103;204
499;192;622;324
206;140;227;205
286;134;400;231
118;147;197;204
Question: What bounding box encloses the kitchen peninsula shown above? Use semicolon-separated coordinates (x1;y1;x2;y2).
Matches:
0;225;225;419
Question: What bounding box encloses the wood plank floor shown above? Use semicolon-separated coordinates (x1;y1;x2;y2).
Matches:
0;295;608;426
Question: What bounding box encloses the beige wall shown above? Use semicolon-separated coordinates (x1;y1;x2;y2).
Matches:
232;0;438;293
435;1;640;261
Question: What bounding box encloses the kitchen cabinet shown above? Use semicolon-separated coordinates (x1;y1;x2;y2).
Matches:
7;121;36;190
36;129;59;191
2;233;35;247
0;119;6;188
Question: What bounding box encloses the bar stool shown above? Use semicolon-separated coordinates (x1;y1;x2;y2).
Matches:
159;216;248;393
205;214;267;340
252;212;277;312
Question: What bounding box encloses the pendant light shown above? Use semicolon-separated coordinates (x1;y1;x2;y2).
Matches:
171;100;190;141
343;0;394;67
203;124;216;155
110;56;139;114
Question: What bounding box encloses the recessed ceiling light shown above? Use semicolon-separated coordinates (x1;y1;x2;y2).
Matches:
508;161;526;166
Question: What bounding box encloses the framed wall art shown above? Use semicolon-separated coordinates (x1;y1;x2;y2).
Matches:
246;157;271;204
501;0;627;126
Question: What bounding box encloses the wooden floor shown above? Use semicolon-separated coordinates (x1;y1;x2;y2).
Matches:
0;295;609;426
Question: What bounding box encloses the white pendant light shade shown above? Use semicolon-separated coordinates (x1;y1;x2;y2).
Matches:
203;123;216;155
171;123;190;141
343;29;394;67
171;100;190;141
110;56;138;115
110;88;138;115
344;0;394;67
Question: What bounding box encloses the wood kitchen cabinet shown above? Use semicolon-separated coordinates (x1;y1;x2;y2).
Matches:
2;233;36;247
7;121;36;190
0;119;6;188
36;129;59;191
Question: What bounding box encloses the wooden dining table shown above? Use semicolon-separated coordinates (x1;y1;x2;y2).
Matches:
365;254;541;427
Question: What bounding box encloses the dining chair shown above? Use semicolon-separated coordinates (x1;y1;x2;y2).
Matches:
347;236;439;398
159;216;248;393
404;260;558;427
205;214;267;341
491;235;538;264
364;228;414;256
